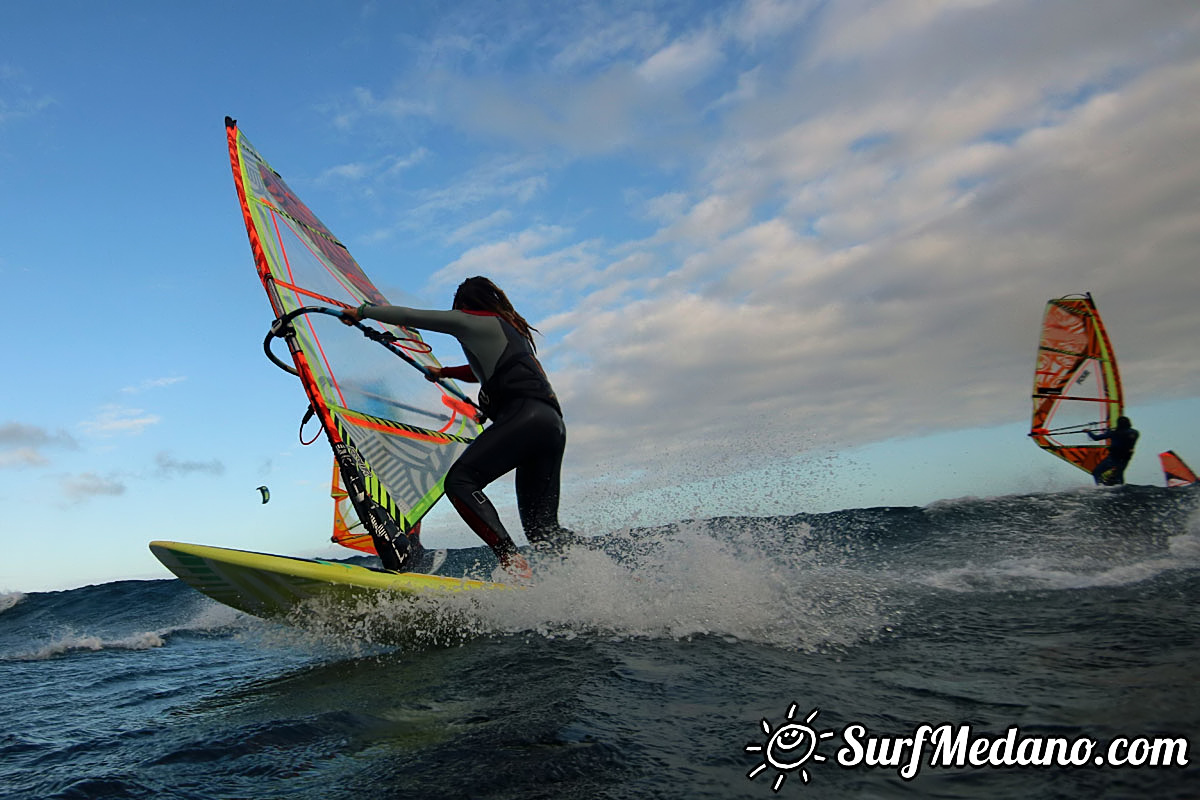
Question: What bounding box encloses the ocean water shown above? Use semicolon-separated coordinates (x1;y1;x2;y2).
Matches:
2;485;1198;799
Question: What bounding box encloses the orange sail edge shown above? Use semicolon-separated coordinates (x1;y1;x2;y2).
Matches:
330;460;373;555
1159;450;1199;488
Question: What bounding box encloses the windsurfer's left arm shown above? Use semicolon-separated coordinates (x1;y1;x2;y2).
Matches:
354;304;485;338
1087;429;1111;441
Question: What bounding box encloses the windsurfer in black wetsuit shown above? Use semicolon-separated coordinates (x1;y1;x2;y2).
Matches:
1088;415;1139;486
345;276;574;580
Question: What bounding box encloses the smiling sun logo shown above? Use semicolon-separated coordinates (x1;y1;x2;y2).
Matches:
746;704;835;792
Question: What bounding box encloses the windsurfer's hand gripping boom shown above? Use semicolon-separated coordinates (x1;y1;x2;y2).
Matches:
263;304;483;422
340;304;483;413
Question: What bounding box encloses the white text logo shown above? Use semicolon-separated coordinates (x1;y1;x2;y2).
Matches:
745;708;1190;792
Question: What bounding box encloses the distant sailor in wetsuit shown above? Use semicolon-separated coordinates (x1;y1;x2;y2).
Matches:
346;276;575;580
1087;415;1139;486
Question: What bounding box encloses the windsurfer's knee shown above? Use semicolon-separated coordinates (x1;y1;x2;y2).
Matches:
445;461;483;499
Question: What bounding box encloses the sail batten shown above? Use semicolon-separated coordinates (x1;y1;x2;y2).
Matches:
1029;293;1123;476
226;117;480;557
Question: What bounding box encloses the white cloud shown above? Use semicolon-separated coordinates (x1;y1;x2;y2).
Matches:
447;208;515;245
550;11;667;70
636;31;725;88
0;64;55;125
0;422;77;448
0;422;78;469
0;447;48;468
815;0;1003;62
430;225;604;312
120;376;186;394
318;148;430;185
360;153;551;245
655;193;754;247
155;452;225;478
729;0;817;44
79;406;161;437
60;472;125;502
328;86;432;130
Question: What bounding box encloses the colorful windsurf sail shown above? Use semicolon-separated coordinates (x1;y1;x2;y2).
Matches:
1029;293;1124;476
1159;450;1198;488
225;117;481;568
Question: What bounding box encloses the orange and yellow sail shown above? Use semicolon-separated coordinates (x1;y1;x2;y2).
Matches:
1029;294;1123;476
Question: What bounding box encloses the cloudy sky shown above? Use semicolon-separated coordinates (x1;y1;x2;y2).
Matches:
3;0;1199;592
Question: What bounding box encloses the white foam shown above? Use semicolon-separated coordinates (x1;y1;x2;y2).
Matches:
1165;506;1200;560
290;524;897;652
14;630;167;661
0;592;26;614
913;543;1200;594
2;596;252;662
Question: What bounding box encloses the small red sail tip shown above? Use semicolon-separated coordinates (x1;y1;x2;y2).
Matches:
1158;450;1199;487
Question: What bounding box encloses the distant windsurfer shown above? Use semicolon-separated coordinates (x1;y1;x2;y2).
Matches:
344;276;575;581
1087;416;1139;486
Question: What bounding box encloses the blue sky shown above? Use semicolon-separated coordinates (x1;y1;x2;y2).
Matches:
2;0;1199;592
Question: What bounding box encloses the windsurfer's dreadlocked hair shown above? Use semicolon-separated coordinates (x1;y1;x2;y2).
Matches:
452;276;540;351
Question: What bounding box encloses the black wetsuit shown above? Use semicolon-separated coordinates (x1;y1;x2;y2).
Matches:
360;305;572;563
1088;426;1139;486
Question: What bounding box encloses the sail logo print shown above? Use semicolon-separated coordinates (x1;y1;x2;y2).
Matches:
745;705;835;792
